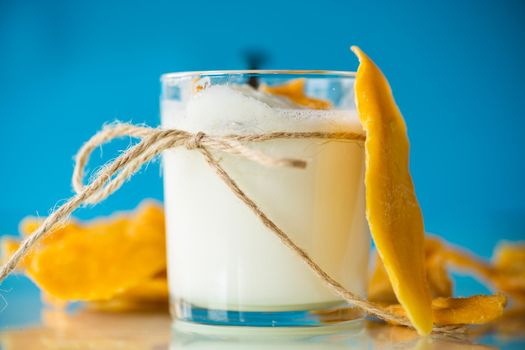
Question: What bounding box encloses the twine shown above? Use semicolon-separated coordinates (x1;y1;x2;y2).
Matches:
0;122;460;334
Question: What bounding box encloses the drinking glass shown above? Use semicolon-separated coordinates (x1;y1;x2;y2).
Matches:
161;71;369;328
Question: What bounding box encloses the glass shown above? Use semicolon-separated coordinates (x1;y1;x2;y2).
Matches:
160;71;370;328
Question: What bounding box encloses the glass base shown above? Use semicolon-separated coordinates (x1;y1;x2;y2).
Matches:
171;299;364;328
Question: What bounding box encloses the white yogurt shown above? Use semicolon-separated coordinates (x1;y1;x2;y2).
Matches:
162;85;369;311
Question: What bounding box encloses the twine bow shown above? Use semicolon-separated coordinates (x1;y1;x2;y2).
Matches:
0;122;459;334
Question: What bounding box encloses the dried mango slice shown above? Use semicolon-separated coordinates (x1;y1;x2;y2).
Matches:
87;275;169;312
369;236;453;304
426;253;453;299
20;217;79;245
39;275;169;310
260;78;331;109
493;242;525;273
472;306;525;337
488;243;525;303
4;201;166;301
387;295;506;325
368;253;399;304
442;246;494;281
438;240;525;304
1;237;24;267
115;275;168;302
424;236;453;298
352;46;433;335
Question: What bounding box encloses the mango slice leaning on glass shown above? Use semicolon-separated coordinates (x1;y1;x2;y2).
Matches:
369;236;453;304
369;234;525;326
1;201;167;302
352;46;433;335
260;55;510;332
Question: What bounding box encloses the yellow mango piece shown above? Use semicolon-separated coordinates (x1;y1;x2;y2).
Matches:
40;275;168;310
440;241;525;303
479;306;525;337
352;46;433;335
426;254;453;299
20;218;44;237
1;237;24;267
368;253;399;304
20;217;79;244
368;236;453;304
490;244;525;302
14;201;166;301
115;275;168;302
87;275;169;312
1;221;56;269
493;242;525;273
260;78;331;109
424;237;453;299
387;295;506;325
442;246;494;280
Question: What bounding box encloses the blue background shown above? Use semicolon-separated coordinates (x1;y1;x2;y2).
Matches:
0;0;524;302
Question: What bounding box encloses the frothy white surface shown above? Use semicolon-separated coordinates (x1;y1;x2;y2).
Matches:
162;84;363;134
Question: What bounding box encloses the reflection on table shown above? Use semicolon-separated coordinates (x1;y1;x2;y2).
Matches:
1;305;524;350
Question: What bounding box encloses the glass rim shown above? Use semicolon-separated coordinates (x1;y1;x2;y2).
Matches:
161;70;356;82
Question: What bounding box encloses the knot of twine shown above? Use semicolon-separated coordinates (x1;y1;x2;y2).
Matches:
185;131;205;150
0;122;459;334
